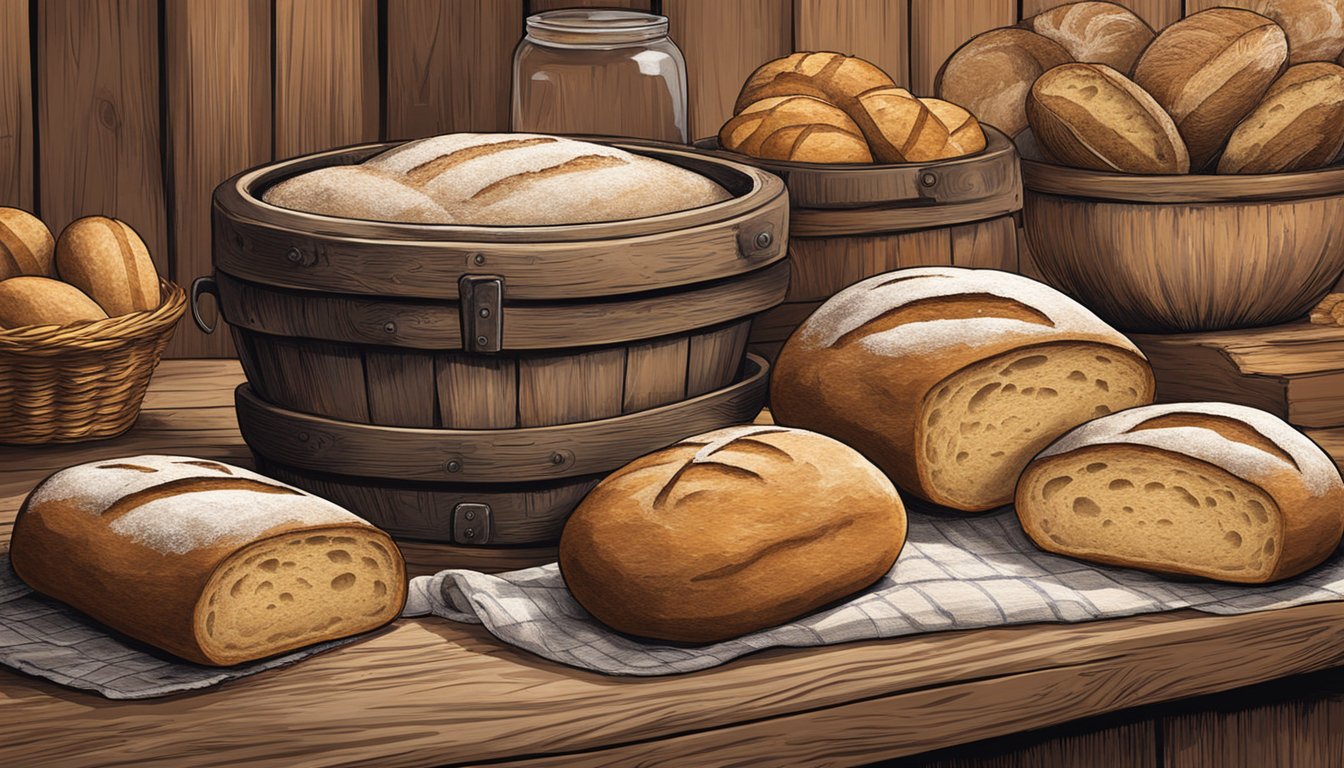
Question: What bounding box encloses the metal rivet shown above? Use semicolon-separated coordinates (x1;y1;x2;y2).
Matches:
298;432;309;442
384;321;397;334
446;460;462;473
286;247;304;264
464;510;476;521
476;335;488;346
920;172;938;187
464;528;476;538
479;307;491;318
754;231;772;250
473;254;486;265
551;452;565;465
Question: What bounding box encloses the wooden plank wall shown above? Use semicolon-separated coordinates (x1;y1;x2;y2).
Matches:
1;0;1216;357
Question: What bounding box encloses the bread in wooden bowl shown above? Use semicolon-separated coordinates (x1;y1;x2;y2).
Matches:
260;165;454;224
55;215;162;316
771;267;1156;512
732;51;895;115
1016;403;1344;583
721;95;873;163
1021;1;1155;74
1256;0;1344;65
1028;63;1190;174
1133;8;1289;171
919;98;988;157
0;207;55;281
11;455;407;666
1218;61;1344;174
936;28;1073;138
0;276;107;329
559;425;906;644
848;86;951;162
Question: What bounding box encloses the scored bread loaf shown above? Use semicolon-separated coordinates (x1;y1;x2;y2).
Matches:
731;51;895;116
0;276;107;329
771;267;1156;512
920;98;988;156
265;133;730;226
1028;63;1190;174
1256;0;1344;65
1218;62;1344;174
11;456;407;666
0;207;55;281
1016;403;1344;583
1133;8;1288;170
559;426;906;644
848;87;951;163
1021;1;1155;74
935;28;1073;137
720;95;874;163
55;216;162;316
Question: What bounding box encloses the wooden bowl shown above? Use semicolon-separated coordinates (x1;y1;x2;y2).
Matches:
1022;160;1344;333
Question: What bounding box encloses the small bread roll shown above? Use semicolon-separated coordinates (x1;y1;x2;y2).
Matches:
0;276;108;329
1022;1;1155;74
720;95;873;163
1218;62;1344;174
1133;8;1288;170
1016;403;1344;583
920;98;988;157
559;426;907;644
1256;0;1344;65
0;208;55;281
935;28;1072;137
1028;63;1190;174
55;216;161;316
732;52;895;115
846;86;949;163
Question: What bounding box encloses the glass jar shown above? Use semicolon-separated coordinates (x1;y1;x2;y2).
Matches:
511;9;688;143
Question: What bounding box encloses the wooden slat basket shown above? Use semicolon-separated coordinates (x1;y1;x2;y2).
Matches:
696;127;1022;362
203;139;788;571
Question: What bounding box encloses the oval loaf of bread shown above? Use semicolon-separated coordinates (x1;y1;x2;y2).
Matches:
55;215;162;316
1016;403;1344;583
1022;1;1155;74
720;95;873;163
0;207;55;281
1218;62;1344;174
771;267;1156;512
1133;8;1288;170
559;426;906;644
936;28;1073;137
11;456;407;666
1256;0;1344;65
848;86;951;163
265;133;731;226
0;276;107;329
732;51;895;115
1028;63;1190;174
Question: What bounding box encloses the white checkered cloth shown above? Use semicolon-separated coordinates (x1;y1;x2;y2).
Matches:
404;508;1344;676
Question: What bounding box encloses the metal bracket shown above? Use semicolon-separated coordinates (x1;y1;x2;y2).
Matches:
452;503;492;545
459;275;504;353
737;221;778;260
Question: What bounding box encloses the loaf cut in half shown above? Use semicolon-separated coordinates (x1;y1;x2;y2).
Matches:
771;267;1156;512
264;133;730;226
1017;403;1344;583
560;426;906;644
11;455;407;666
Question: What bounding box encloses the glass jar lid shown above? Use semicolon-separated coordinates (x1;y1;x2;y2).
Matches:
525;9;669;48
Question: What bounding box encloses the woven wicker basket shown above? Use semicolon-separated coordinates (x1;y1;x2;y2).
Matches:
0;279;186;444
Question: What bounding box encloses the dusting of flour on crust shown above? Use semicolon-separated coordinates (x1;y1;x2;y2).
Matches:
1039;403;1344;498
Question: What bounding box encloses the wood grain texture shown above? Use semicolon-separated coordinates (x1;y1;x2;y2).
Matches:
1163;697;1344;767
623;336;690;412
910;0;1018;97
164;0;271;358
244;336;370;423
951;215;1019;271
365;350;437;427
793;0;909;86
686;321;751;396
274;0;379;159
529;0;651;11
905;721;1157;767
1306;427;1344;471
0;0;32;210
1183;0;1260;14
519;347;627;427
37;0;168;275
436;353;518;429
667;0;793;140
385;0;522;139
1020;0;1180;29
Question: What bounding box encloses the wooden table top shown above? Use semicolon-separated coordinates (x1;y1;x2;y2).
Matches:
3;360;1344;768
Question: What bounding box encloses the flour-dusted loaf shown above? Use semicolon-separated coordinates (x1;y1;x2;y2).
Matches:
264;133;730;226
1016;403;1344;583
559;426;906;644
771;268;1156;512
11;456;406;666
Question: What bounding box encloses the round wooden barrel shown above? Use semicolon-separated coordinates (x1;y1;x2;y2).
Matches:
1022;160;1344;333
694;127;1021;361
206;138;787;568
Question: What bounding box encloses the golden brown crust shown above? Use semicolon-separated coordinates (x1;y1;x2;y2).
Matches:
1022;1;1155;74
935;28;1073;137
54;215;162;316
848;87;950;162
720;95;873;163
0;276;107;329
1218;62;1344;173
732;52;895;116
920;98;988;157
0;207;55;281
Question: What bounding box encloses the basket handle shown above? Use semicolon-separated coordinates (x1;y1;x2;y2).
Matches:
190;276;219;335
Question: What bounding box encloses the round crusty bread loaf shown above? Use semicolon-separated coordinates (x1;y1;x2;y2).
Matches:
0;207;55;281
266;133;731;226
1028;62;1190;174
720;95;873;163
1022;1;1155;74
11;455;407;666
848;86;950;163
559;425;906;644
771;267;1156;512
1133;8;1288;171
920;98;988;157
55;216;162;316
0;276;108;329
1255;0;1344;65
731;52;895;116
1016;403;1344;583
1218;62;1344;174
936;28;1073;138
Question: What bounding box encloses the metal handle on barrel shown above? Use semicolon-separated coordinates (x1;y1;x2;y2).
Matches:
190;276;220;335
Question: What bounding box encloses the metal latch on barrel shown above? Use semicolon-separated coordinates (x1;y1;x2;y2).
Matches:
453;503;492;545
460;275;504;353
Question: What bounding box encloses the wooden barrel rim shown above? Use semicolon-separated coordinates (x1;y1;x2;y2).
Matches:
218;259;789;350
787;195;1022;237
1022;159;1344;203
692;126;1019;210
235;354;770;482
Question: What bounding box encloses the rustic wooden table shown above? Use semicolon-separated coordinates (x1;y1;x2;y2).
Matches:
2;361;1344;768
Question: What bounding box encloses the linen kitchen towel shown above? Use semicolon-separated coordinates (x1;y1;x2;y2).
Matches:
405;507;1344;676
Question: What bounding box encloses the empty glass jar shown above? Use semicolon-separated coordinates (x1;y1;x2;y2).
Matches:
512;8;689;143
